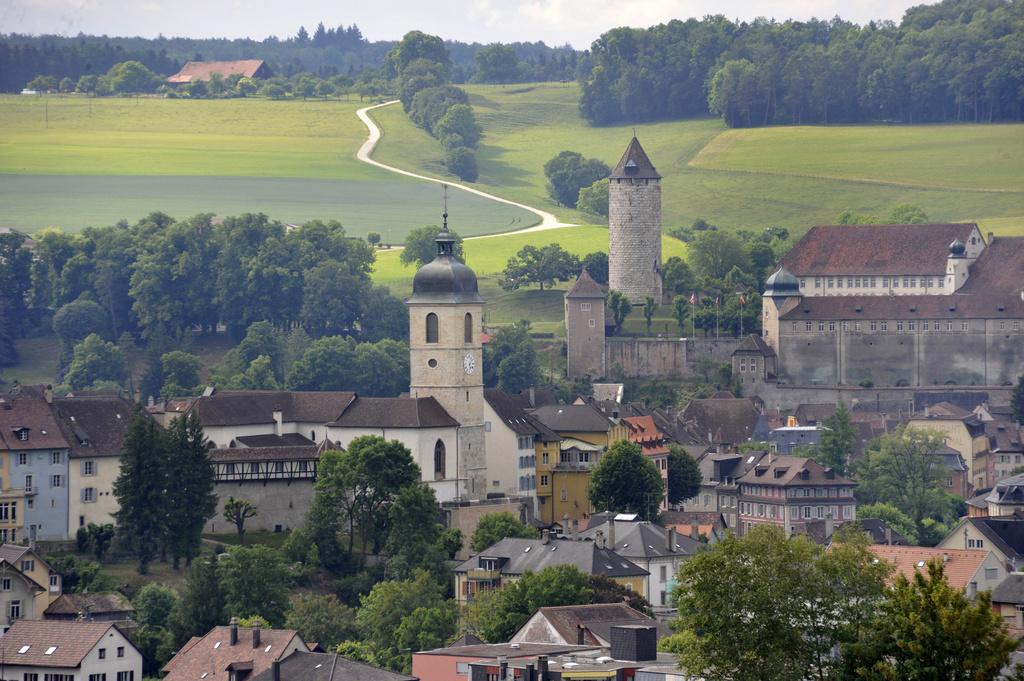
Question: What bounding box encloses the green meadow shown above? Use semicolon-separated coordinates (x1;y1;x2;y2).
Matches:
370;83;1024;236
0;94;534;236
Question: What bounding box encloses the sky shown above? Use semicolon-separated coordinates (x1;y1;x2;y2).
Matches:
3;0;925;48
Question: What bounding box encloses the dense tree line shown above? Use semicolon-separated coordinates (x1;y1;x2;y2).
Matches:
579;0;1024;127
0;212;411;395
0;22;576;92
394;31;483;181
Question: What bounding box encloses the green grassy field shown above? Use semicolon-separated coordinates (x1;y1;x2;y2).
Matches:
0;94;535;236
370;83;1024;235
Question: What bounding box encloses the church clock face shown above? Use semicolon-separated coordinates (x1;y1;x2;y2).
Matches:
463;353;476;375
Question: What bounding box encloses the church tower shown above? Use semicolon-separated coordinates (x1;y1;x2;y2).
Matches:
407;216;486;499
608;136;662;304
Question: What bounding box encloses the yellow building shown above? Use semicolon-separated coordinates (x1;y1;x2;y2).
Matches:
531;404;629;529
907;402;989;488
0;544;62;614
452;535;649;604
0;451;22;543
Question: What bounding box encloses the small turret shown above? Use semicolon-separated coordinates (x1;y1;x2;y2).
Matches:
762;268;802;358
946;239;970;292
763;268;801;298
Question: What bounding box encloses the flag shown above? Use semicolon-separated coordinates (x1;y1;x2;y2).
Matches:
739;293;746;305
689;292;696;305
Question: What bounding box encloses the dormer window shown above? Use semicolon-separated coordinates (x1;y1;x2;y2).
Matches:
14;428;28;442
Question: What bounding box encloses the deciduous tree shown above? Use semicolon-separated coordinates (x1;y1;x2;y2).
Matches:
845;560;1015;680
607;290;632;335
816;403;855;475
667;445;701;505
285;594;359;650
543;151;610;208
588;440;664;520
66;333;126;390
223;497;257;545
400;225;465;268
471;512;539;552
219;545;291;627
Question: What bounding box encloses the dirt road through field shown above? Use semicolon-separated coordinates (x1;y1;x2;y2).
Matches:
356;100;575;239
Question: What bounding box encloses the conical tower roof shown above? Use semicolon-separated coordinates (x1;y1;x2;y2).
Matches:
610;136;661;180
566;269;608;298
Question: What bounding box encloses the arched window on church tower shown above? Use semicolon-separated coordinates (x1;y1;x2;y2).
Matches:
464;313;473;343
426;313;439;343
434;439;446;480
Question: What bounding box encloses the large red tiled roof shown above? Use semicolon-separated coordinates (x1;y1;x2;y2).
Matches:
737;455;854;487
0;392;70;451
167;60;266;83
781;224;978;276
867;545;989;589
162;625;305;681
957;236;1024;296
0;620;130;667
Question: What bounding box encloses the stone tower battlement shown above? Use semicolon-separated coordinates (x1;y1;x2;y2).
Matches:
608;136;662;304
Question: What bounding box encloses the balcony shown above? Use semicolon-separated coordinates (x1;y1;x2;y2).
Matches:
466;568;501;581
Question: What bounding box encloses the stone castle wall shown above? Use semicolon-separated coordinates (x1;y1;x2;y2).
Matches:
609;178;662;303
602;337;745;379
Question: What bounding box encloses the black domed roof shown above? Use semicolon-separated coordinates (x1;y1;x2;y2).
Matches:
764;267;800;297
408;226;483;304
948;239;966;257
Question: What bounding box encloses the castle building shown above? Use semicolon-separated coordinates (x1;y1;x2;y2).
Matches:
757;226;1024;388
608;137;662;303
564;269;608;379
407;222;488;499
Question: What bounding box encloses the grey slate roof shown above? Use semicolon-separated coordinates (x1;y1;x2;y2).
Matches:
609;137;661;180
44;592;133;618
734;334;776;357
51;395;135;458
484;388;560;441
959;517;1024;563
190;390;357;426
577;520;702;559
675;398;760;446
249;650;416;681
515;604;667;646
530;404;614;434
331;396;458;429
455;537;649;578
992;573;1024;605
235;433;316;448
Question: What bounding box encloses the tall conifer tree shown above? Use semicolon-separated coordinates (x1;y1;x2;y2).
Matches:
114;409;168;573
165;412;217;568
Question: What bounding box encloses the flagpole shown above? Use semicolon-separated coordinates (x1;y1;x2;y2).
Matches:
716;297;720;340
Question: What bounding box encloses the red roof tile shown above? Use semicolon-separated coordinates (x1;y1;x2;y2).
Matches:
162;625;305;681
167;60;267;84
0;620;132;667
0;392;70;451
781;224;979;276
867;545;990;589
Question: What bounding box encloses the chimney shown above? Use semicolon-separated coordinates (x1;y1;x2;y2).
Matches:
609;625;658;662
147;395;155;408
988;231;994;244
541;529;550;545
607;520;616;550
271;660;281;681
44;384;53;404
229;617;238;645
690;523;699;541
595;529;605;548
885;526;893;546
576;624;585;645
667;527;677;551
825;512;834;540
538;655;549;681
272;409;283;436
252;621;261;648
529;386;536;408
498;656;508;680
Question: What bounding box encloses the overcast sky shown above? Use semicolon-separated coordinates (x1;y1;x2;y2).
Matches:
4;0;925;48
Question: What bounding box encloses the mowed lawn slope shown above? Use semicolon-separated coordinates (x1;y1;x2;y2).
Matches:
0;95;535;236
370;83;1024;235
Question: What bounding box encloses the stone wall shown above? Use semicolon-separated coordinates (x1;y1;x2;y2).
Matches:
206;479;314;535
748;382;1014;413
603;337;745;378
608;177;661;303
777;321;1024;388
442;496;534;559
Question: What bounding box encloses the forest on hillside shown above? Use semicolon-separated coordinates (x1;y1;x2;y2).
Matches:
579;0;1024;126
0;23;578;92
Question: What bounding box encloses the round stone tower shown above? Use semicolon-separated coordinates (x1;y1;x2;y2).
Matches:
608;136;662;304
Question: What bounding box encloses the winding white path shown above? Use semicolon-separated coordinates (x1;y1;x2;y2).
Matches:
356;100;575;238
